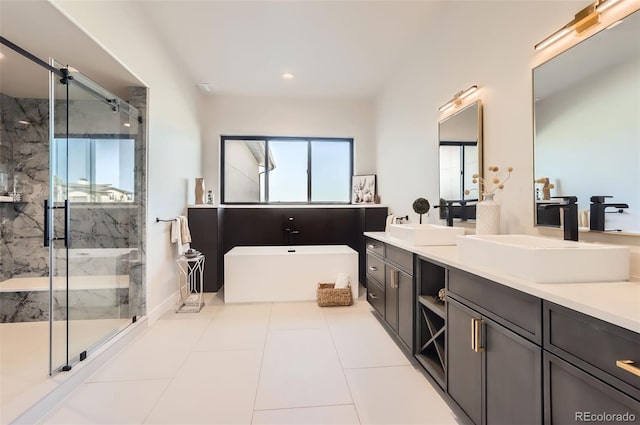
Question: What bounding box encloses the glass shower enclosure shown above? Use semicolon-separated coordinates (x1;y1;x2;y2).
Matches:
48;60;143;373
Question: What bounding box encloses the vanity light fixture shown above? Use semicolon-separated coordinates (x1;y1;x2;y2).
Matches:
439;85;478;112
534;0;627;51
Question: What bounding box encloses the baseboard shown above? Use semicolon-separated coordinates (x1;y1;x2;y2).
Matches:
9;317;148;425
146;290;179;325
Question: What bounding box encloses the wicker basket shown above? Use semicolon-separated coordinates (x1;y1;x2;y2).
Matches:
317;283;353;307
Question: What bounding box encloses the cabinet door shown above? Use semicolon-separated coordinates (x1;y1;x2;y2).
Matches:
385;265;398;332
485;317;542;425
544;352;640;424
397;269;413;351
448;298;482;425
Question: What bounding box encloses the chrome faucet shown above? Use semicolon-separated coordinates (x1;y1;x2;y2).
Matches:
543;196;578;241
589;196;629;231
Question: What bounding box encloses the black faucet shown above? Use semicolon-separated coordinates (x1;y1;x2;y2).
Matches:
284;216;300;245
543;196;579;241
439;199;476;226
589;196;629;231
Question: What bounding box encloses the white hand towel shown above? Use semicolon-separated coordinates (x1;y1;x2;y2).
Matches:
171;218;190;255
385;214;396;232
171;218;181;244
179;216;192;244
335;272;350;289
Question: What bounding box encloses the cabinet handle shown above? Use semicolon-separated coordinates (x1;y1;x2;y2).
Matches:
471;318;484;353
616;360;640;377
367;244;378;249
390;269;398;289
368;266;377;271
368;293;378;300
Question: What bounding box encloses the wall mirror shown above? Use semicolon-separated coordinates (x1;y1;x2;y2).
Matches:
438;100;483;221
533;9;640;234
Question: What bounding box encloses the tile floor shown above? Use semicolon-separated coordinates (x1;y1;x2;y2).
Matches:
40;290;462;424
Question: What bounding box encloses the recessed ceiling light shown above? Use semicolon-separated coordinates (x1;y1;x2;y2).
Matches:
68;66;79;73
282;73;295;80
123;122;131;128
0;52;5;60
18;120;30;125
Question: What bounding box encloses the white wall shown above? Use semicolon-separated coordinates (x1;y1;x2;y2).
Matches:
375;0;640;277
201;95;375;199
51;0;203;316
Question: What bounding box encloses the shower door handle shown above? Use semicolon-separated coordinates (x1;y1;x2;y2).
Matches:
63;199;69;247
45;199;70;247
43;199;49;247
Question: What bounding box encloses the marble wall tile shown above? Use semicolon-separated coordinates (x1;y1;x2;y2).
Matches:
0;85;147;321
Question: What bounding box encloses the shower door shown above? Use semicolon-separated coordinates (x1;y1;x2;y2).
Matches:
49;62;141;373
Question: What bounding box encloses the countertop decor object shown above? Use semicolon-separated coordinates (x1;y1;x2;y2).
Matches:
476;192;500;235
195;177;205;205
466;165;513;235
352;175;376;204
412;198;430;224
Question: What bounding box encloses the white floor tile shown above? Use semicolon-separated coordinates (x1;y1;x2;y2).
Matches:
193;304;271;352
345;366;461;425
13;296;459;425
89;319;210;382
144;350;262;425
326;311;411;369
268;302;327;331
42;379;171;425
255;328;352;410
252;405;360;425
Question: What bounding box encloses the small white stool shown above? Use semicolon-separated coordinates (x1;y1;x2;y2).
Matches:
176;254;205;313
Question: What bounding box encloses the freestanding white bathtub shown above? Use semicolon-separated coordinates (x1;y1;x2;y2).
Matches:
224;245;358;303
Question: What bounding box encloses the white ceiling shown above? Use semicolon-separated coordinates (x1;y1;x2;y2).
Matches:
0;1;142;100
138;1;437;98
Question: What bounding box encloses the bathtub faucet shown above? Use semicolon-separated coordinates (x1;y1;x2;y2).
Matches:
284;217;300;245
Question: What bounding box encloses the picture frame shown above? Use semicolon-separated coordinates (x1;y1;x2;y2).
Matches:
352;174;376;204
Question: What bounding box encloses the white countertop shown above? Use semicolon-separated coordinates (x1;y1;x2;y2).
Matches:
364;231;640;334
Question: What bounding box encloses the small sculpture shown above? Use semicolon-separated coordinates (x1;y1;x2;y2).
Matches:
412;198;430;224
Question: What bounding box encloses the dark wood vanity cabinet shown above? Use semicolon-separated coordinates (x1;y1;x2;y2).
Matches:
447;268;542;425
187;208;220;292
543;301;640;423
366;239;414;352
415;257;447;388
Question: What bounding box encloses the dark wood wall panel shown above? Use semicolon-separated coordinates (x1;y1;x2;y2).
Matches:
189;206;387;292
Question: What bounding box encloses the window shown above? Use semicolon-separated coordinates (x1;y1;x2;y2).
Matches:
222;136;353;204
439;142;478;201
52;137;135;203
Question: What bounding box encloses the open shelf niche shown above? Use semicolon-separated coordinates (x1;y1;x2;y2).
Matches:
415;257;447;389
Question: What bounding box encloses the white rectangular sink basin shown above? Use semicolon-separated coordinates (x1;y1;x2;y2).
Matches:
387;223;465;246
457;234;629;283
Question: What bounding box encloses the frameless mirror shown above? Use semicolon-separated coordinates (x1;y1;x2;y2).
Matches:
533;9;640;234
438;100;483;221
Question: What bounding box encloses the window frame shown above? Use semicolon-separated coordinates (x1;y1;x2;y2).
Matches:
220;135;354;205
